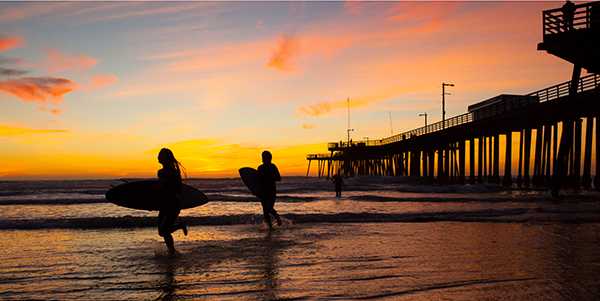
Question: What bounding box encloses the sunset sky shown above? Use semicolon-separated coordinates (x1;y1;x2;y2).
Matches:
0;1;579;180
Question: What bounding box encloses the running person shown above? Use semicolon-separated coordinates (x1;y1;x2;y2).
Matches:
257;151;282;230
157;148;187;254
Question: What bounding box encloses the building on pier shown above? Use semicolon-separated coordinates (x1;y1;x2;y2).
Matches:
307;1;600;195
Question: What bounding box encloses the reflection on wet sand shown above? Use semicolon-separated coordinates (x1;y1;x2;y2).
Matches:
150;227;293;300
2;222;598;300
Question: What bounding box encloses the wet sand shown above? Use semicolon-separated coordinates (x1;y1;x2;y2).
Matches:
2;220;600;300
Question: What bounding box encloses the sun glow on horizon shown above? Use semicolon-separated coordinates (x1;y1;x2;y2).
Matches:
0;1;575;180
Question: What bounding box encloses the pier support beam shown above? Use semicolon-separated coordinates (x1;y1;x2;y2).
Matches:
478;137;484;184
459;139;466;185
582;117;594;187
469;138;476;185
552;64;582;197
503;132;513;187
517;130;524;187
595;117;600;190
524;129;532;187
493;134;501;184
571;118;583;190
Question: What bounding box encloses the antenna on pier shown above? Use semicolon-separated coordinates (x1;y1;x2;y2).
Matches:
347;97;354;144
389;111;393;135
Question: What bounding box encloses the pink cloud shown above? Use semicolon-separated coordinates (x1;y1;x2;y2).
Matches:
84;74;118;91
0;76;78;107
43;47;100;74
0;34;27;53
266;33;301;71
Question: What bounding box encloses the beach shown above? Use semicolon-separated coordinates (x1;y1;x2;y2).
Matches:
1;177;600;300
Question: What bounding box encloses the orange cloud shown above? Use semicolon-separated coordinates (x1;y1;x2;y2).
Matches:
266;33;301;71
49;108;68;116
297;100;331;117
0;125;68;136
302;123;317;130
296;97;367;119
0;76;78;106
85;74;118;91
0;34;27;53
43;47;100;74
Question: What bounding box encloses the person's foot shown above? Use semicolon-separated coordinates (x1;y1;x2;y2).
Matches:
182;222;188;236
276;216;282;226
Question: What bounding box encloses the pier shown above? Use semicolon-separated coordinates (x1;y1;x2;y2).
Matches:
307;1;600;195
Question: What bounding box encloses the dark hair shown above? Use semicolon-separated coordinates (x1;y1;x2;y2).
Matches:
159;148;187;179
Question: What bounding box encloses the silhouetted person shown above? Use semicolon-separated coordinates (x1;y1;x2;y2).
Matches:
332;174;346;197
157;148;187;254
562;0;576;31
258;151;282;230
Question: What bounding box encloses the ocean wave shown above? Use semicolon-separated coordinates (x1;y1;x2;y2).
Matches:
3;208;600;230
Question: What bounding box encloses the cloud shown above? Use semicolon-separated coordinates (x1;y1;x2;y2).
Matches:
0;76;78;107
296;98;364;119
84;74;118;91
0;67;28;77
48;108;68;116
42;47;100;74
302;123;317;130
0;34;27;53
297;100;331;118
0;125;68;137
266;32;301;71
1;55;28;77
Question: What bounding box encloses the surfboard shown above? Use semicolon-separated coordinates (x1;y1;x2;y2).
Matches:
239;167;262;197
105;180;209;211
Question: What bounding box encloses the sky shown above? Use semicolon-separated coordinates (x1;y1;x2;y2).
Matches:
0;1;580;180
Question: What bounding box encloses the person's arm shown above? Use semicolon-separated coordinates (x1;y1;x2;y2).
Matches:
272;165;281;182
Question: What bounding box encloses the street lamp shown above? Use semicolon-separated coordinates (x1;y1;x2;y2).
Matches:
419;112;427;127
347;128;354;145
419;112;428;133
442;83;454;129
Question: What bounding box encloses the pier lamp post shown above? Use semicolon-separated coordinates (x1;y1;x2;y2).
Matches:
347;128;354;146
442;83;454;129
420;112;428;133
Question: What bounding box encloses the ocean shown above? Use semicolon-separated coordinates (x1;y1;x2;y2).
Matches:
1;176;599;300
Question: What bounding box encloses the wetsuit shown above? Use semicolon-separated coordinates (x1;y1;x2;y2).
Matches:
257;162;281;227
157;166;182;251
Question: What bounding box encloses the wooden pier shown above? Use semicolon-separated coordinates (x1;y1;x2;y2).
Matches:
307;1;600;195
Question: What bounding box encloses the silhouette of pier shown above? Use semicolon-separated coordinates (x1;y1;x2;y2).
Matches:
307;1;600;195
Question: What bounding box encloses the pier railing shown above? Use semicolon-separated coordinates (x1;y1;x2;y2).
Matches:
322;73;600;153
542;1;600;35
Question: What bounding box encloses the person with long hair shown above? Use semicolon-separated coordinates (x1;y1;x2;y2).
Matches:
157;148;187;254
